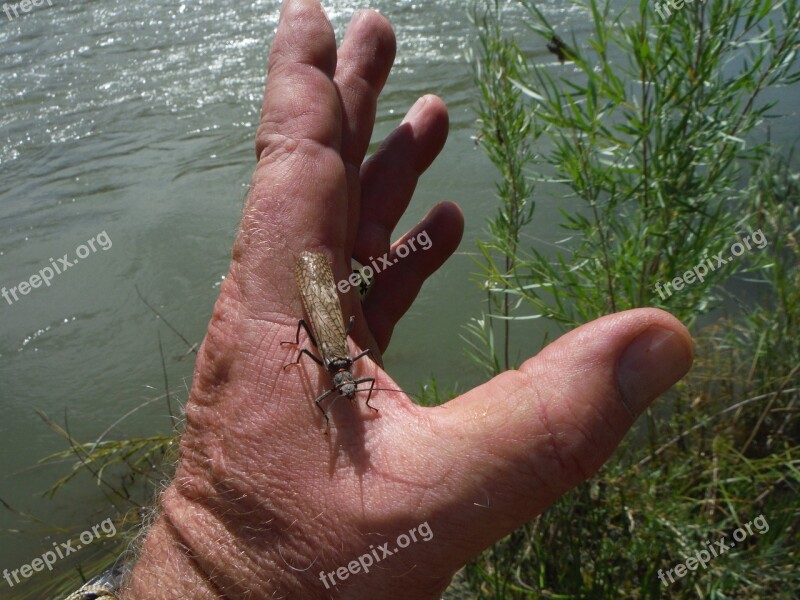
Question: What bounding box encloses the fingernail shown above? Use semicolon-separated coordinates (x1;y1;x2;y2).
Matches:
401;95;430;124
617;327;693;417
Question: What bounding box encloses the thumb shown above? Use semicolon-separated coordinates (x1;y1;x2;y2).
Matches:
420;309;693;563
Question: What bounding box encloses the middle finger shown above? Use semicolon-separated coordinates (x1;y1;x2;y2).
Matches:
334;9;397;250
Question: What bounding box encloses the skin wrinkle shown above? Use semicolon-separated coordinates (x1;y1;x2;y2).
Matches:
234;234;280;276
255;135;343;187
183;530;260;597
268;77;340;135
256;109;335;156
529;350;620;478
335;71;378;142
263;53;339;97
181;468;317;595
159;492;238;598
256;104;341;162
519;367;586;488
161;518;227;600
270;40;336;76
369;462;434;497
580;381;627;461
206;421;291;509
229;235;251;276
238;315;288;361
276;543;316;574
172;458;217;509
186;347;229;404
568;401;609;472
276;536;319;578
177;436;222;496
255;132;301;167
541;371;601;477
246;350;288;410
190;289;246;401
468;419;558;504
432;441;493;505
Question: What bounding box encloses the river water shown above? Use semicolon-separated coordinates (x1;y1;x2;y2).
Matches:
0;0;796;596
0;0;546;589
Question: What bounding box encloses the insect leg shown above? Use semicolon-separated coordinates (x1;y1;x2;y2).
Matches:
354;376;378;413
283;348;325;370
280;319;318;348
350;348;372;364
314;386;339;432
351;349;375;410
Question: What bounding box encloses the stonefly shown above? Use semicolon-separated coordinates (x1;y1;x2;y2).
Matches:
282;251;377;429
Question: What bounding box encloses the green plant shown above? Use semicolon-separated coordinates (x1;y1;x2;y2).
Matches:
469;0;540;374
462;0;800;597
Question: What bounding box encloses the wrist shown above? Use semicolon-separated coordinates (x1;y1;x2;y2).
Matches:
119;490;219;599
120;484;314;599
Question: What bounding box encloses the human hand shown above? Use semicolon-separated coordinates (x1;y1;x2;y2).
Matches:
121;1;693;598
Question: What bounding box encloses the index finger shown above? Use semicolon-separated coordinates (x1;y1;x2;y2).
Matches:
256;0;340;159
236;0;350;312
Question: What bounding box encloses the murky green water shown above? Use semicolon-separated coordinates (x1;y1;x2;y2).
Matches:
0;0;543;590
1;0;797;596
